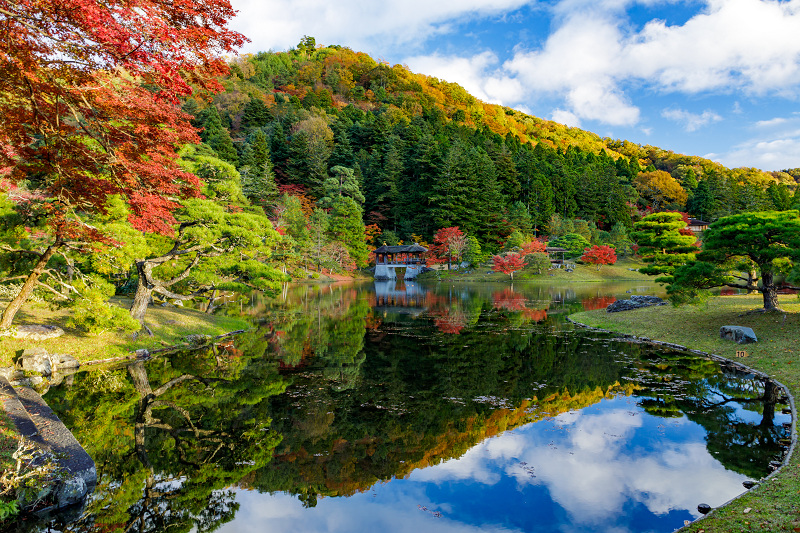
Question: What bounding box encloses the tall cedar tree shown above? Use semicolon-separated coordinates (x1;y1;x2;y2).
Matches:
0;0;245;328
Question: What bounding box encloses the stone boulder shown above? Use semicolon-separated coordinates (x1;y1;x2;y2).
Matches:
18;347;52;376
606;295;666;313
720;325;758;344
15;349;81;377
1;324;65;340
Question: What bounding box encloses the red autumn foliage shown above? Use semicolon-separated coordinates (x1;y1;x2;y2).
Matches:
492;253;525;279
581;245;617;269
522;308;548;322
1;0;246;237
520;239;547;256
434;314;467;335
581;296;617;310
492;288;527;311
432;226;467;266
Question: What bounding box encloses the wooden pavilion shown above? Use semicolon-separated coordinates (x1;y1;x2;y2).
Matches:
373;243;428;280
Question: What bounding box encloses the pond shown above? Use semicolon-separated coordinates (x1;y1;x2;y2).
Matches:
16;281;792;533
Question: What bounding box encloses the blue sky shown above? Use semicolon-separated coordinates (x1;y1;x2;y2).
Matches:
228;0;800;171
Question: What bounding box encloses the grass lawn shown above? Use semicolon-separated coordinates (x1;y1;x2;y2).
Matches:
0;297;251;368
570;294;800;533
419;256;651;283
0;406;16;484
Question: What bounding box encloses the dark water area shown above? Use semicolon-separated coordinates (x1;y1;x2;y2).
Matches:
14;281;792;533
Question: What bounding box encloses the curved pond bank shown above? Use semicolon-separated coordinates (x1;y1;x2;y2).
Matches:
568;294;800;533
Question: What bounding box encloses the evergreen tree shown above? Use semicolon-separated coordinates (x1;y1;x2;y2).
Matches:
506;201;533;235
318;166;365;208
329;121;356;169
241;97;270;129
328;196;369;267
238;142;256;170
668;211;800;310
494;144;521;201
270;124;292;181
631;212;697;282
251;130;272;173
287;130;311;187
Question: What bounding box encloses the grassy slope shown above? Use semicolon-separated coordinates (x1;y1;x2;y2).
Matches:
0;297;251;368
570;295;800;533
419;257;651;283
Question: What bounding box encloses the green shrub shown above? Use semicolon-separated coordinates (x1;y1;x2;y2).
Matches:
65;276;140;335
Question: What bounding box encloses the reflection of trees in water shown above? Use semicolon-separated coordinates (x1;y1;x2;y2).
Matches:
247;285;788;505
41;343;286;533
632;351;789;479
36;283;787;529
249;287;642;504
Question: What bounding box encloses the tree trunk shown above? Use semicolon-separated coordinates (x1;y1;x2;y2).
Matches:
746;268;758;294
760;379;780;427
0;241;61;329
130;260;154;325
760;271;780;310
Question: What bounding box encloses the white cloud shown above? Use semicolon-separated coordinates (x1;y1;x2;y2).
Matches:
713;113;800;169
662;108;722;132
551;108;581;127
229;0;533;55
404;52;525;104
503;0;800;126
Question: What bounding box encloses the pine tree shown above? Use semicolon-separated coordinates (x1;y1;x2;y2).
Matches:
328;196;369;267
241;97;270;129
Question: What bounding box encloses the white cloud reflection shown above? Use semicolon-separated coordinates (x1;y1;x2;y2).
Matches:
219;398;750;532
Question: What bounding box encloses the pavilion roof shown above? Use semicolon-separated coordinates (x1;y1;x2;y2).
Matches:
374;243;428;254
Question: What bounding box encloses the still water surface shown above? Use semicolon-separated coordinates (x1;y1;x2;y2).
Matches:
27;281;791;533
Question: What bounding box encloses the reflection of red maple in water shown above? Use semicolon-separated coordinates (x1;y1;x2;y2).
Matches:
492;288;548;321
434;315;466;334
720;288;737;296
522;308;548;322
492;288;527;311
581;296;617;310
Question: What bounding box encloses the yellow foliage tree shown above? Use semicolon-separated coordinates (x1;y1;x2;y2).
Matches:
634;170;688;211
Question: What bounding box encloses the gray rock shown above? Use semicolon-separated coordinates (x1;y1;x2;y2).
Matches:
56;474;88;508
18;349;52;376
54;354;80;371
7;325;65;340
606;295;666;313
720;325;758;344
185;334;211;346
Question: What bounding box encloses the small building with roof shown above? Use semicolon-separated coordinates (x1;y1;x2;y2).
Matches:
373;243;428;280
688;218;710;234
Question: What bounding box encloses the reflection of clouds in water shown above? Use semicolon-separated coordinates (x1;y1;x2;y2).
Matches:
410;437;509;485
219;400;749;532
525;407;746;524
405;401;746;527
219;489;521;533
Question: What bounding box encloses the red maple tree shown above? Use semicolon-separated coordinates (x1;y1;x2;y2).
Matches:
520;239;547;256
492;252;525;280
580;245;618;270
432;226;467;270
0;0;246;327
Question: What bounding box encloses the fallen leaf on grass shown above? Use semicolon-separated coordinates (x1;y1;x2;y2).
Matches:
743;508;751;513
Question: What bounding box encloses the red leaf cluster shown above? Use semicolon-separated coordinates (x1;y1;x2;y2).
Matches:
580;245;617;267
520;239;547;256
0;0;246;237
492;253;525;276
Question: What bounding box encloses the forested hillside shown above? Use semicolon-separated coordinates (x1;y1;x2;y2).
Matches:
185;38;799;260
